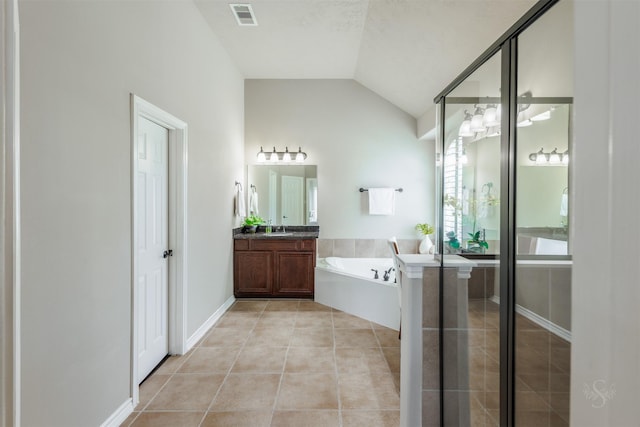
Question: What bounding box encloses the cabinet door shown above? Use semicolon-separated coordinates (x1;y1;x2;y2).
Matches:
274;251;314;297
234;251;273;296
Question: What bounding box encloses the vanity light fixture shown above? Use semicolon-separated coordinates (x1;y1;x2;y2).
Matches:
483;104;501;127
256;146;307;163
548;148;561;164
256;146;266;163
458;111;474;137
528;148;569;166
282;147;291;162
470;105;486;133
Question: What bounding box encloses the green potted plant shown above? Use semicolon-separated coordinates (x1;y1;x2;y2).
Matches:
446;231;460;254
466;230;489;253
415;223;435;254
242;214;264;233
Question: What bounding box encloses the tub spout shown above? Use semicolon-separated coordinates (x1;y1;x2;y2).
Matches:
371;269;379;279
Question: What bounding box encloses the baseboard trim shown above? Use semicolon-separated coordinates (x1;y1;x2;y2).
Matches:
489;296;572;342
185;295;235;350
100;398;133;427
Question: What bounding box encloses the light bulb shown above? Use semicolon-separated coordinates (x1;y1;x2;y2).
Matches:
549;148;560;164
269;147;278;162
483;104;500;127
256;146;266;163
517;119;533;127
470;106;486;132
282;147;291;162
295;147;305;163
562;150;569;165
535;149;547;164
459;111;474;137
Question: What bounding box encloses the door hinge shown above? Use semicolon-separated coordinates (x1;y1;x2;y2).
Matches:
163;249;173;258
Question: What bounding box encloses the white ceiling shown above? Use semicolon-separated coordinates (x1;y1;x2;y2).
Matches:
194;0;537;118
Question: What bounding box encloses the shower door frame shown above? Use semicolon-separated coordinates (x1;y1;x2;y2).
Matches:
433;0;567;425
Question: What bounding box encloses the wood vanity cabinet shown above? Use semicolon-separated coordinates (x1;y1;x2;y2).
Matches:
233;238;316;298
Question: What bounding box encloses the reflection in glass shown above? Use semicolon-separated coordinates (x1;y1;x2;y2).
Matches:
247;165;318;226
442;51;502;426
515;1;573;426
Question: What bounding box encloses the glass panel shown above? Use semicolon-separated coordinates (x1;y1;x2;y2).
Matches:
442;51;502;426
515;1;573;425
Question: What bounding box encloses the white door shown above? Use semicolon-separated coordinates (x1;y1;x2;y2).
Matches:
136;117;169;383
281;175;304;225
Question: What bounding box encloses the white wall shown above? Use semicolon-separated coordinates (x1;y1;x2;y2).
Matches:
19;1;244;426
245;79;434;239
572;0;640;425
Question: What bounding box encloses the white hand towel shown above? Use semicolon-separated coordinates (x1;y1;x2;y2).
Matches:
560;194;568;216
235;185;246;217
249;188;259;215
368;188;396;215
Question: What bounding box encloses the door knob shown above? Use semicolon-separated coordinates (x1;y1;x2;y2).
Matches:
163;249;173;258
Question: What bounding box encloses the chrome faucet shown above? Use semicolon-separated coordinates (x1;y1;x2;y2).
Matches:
383;267;394;282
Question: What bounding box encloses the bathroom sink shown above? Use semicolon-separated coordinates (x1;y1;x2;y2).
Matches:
265;232;293;237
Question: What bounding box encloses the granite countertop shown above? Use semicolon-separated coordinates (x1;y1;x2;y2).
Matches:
233;225;319;240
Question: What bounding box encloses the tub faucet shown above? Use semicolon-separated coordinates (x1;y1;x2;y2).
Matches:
371;269;379;279
383;267;394;282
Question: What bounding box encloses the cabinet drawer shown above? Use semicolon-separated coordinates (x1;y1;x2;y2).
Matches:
234;240;250;251
250;239;299;251
300;239;316;251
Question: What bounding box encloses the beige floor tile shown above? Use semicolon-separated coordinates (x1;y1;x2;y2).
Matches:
299;301;332;311
333;312;373;329
335;348;389;374
229;300;268;312
290;327;334;347
129;411;203;427
271;410;340;426
256;311;297;328
335;329;379;348
285;347;336;373
341;410;400;427
339;373;400;410
374;328;401;348
276;373;339;410
210;373;281;410
154;354;189;375
295;311;333;328
246;326;294;347
201;326;253;347
136;374;171;410
232;346;287;373
178;347;240;373
119;411;140;427
146;373;225;410
201;411;272;427
381;347;401;374
215;311;260;328
265;300;300;311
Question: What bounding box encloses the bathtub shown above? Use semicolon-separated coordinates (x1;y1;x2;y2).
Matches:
315;257;400;330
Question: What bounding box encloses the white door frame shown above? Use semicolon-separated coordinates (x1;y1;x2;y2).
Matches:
130;94;188;406
2;1;21;425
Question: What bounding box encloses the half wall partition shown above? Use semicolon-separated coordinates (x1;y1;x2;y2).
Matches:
432;0;572;426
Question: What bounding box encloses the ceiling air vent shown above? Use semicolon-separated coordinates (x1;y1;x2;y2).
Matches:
230;4;258;26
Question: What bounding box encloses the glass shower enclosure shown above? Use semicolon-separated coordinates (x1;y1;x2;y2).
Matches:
433;0;572;425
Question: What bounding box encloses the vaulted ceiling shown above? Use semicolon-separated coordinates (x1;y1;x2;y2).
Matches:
194;0;537;118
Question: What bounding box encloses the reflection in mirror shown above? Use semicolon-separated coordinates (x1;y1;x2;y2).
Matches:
247;165;318;226
516;103;570;255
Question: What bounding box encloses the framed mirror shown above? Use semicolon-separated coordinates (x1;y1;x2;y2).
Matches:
247;165;318;226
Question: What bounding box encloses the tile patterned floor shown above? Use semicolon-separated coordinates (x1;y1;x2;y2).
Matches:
121;300;401;427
